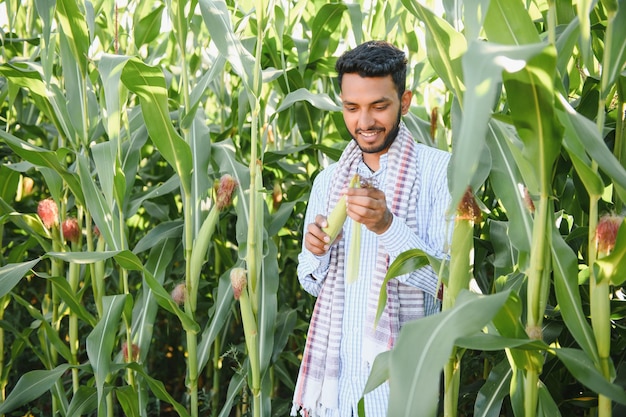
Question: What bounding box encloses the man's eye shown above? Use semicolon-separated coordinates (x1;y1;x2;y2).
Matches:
375;106;388;111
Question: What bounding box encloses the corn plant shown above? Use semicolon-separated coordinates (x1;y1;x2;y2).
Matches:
367;1;626;417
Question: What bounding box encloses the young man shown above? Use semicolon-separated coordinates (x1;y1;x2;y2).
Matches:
292;41;452;417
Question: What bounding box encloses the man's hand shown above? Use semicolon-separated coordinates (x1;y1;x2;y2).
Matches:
304;214;343;256
345;187;392;234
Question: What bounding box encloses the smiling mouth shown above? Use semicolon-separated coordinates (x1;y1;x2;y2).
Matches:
356;129;384;138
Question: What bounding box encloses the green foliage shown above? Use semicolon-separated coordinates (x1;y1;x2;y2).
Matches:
1;0;626;416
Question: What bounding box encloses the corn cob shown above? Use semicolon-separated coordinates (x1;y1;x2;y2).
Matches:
322;195;347;241
322;174;360;241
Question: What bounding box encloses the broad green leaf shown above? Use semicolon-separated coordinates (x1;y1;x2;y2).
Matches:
502;46;561;193
0;131;85;204
77;155;123;250
217;371;246;417
134;5;165;47
132;240;176;364
0;63;48;97
557;93;626;199
276;88;340;113
116;385;140;417
47;83;79;141
0;166;19;202
11;293;73;363
47;250;123;264
555;17;581;80
127;174;180;218
563;139;605;197
555;348;626;405
0;61;58;130
595;218;626;285
120;58;193;195
486;121;533;253
98;53;131;167
551;224;599;363
491;291;544;371
34;0;55;82
463;0;491;40
197;0;255;92
0;364;71;414
66;386;98;416
197;270;235;373
376;249;430;325
126;362;191;417
577;0;594;69
91;141;118;210
41;274;98;327
474;358;512;417
484;0;541;45
86;294;127;410
0;259;40;298
114;250;200;333
366;290;510;417
0;206;51;249
183;54;227;128
132;220;183;254
401;0;466;98
537;382;562;417
55;0;89;75
58;21;87;145
346;3;364;45
456;333;547;351
309;3;347;63
449;41;546;207
272;308;298;362
602;0;626;99
363;350;391;394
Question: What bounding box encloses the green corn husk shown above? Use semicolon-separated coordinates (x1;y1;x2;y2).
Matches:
322;174;359;241
322;195;347;242
346;175;361;284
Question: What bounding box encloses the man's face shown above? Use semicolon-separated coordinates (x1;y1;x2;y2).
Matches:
340;73;412;159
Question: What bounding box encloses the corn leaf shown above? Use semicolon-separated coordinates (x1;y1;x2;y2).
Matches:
473;358;512;417
120;59;193;195
0;259;40;299
0;130;84;204
55;0;89;75
555;347;626;405
86;295;127;412
0;364;71;414
551;224;599;363
365;290;510;417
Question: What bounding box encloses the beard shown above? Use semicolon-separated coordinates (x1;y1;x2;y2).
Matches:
351;108;402;154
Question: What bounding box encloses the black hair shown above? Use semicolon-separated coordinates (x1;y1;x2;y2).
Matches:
335;40;408;98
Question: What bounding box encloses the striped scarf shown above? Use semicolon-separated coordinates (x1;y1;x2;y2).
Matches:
292;123;425;416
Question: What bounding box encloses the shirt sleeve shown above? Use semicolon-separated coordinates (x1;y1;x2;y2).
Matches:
297;165;337;297
378;148;452;298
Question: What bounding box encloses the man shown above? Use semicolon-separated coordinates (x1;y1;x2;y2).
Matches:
292;41;452;417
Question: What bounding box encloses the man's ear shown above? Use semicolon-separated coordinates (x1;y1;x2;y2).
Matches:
401;90;412;114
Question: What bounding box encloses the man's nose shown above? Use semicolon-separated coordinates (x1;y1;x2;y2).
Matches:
358;110;374;129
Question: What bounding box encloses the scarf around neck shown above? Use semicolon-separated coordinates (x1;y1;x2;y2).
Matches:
292;123;425;416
